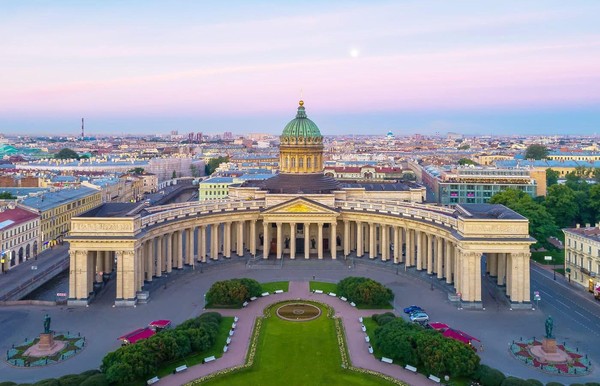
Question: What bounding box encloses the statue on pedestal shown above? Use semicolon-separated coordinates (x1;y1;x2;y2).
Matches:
43;314;51;334
545;315;553;339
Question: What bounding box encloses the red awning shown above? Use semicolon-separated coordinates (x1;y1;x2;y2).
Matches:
429;322;449;331
118;328;155;344
149;320;171;328
443;328;480;344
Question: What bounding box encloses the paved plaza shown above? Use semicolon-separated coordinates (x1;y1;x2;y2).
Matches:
1;257;599;384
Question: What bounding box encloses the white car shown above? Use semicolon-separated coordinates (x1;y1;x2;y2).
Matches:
409;312;430;322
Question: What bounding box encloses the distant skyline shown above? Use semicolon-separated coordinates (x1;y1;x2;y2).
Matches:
1;1;600;136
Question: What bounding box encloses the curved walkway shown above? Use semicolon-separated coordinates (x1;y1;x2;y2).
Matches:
160;281;436;386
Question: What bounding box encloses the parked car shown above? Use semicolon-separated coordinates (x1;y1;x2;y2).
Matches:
403;305;424;314
409;312;430;322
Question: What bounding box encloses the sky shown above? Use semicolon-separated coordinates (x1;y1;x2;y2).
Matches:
1;0;600;137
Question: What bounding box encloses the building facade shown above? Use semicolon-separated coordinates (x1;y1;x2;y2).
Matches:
563;225;600;293
0;206;40;272
67;101;533;308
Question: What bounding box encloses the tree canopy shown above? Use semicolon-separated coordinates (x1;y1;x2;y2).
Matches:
458;158;477;166
55;148;80;160
545;168;559;186
128;167;145;174
524;144;549;160
337;277;394;306
0;192;16;199
205;156;229;175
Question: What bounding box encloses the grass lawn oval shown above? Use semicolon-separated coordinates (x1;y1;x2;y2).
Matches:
197;301;398;386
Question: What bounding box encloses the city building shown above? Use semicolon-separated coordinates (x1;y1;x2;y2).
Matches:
563;224;600;292
198;177;235;201
422;165;545;205
0;206;40;272
68;101;533;308
21;186;102;249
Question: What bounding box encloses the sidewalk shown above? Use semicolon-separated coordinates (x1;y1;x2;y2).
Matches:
0;243;70;301
160;281;436;386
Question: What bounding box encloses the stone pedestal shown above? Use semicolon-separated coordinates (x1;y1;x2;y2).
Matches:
38;333;56;351
542;338;557;354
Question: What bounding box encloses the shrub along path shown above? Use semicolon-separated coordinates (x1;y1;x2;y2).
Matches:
160;281;436;386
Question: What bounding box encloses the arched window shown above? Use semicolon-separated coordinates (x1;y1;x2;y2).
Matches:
291;157;296;168
307;157;311;169
299;157;304;168
285;157;289;169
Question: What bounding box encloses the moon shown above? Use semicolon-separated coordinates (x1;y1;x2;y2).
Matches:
350;48;360;58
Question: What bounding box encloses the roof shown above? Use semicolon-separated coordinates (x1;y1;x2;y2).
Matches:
149;320;171;328
200;177;234;184
78;203;145;218
281;101;322;140
0;207;39;229
20;187;100;212
455;204;526;220
250;173;341;194
442;328;480;344
563;225;600;242
340;182;421;191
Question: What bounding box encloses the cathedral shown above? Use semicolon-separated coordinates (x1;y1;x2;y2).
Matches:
67;101;534;308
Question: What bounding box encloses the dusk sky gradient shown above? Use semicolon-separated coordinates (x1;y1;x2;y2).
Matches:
1;1;600;136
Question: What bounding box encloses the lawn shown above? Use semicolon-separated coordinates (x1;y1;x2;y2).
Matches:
153;316;234;379
309;280;338;293
261;281;289;293
201;303;397;386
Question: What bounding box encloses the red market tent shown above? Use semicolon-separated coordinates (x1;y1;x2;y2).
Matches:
118;327;155;344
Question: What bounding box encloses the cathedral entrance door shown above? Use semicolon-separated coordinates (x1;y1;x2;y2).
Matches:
296;237;304;254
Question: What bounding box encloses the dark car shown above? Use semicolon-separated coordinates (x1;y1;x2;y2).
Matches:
403;305;424;314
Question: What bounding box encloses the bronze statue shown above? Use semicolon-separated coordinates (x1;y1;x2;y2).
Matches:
545;315;553;339
43;314;51;334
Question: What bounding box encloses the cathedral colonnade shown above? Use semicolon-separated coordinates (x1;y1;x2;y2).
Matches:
66;199;533;308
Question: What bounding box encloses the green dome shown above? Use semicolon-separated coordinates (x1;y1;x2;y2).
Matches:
281;101;322;139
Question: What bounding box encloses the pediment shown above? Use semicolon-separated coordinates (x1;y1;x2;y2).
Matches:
261;197;339;215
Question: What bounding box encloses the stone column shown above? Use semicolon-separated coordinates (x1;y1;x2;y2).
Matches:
426;234;433;274
331;221;337;259
263;221;269;259
249;220;256;257
187;228;195;265
146;241;153;281
350;221;356;251
211;224;219;260
436;237;444;279
416;230;423;270
237;221;244;257
343;220;350;257
95;251;104;281
381;225;388;261
445;240;453;283
393;226;400;263
356;221;363;257
176;231;183;269
497;253;506;286
117;249;137;302
165;233;173;272
488;253;498;276
69;249;91;300
406;229;414;266
304;223;310;259
369;222;376;259
156;237;163;276
290;223;296;259
454;247;461;294
199;225;207;262
223;222;231;258
317;223;324;259
276;222;283;259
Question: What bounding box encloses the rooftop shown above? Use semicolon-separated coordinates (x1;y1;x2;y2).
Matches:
0;207;39;230
455;204;526;220
78;202;146;218
21;187;100;212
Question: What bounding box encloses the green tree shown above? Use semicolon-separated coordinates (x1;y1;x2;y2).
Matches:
593;168;600;183
172;170;177;179
544;185;578;228
458;144;470;150
55;148;80;160
0;192;16;199
458;158;477;166
524;144;549;160
546;168;559;186
128;167;145;174
205;278;261;306
337;277;393;306
205;156;229;175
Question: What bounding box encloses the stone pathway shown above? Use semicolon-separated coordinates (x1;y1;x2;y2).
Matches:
160;281;436;386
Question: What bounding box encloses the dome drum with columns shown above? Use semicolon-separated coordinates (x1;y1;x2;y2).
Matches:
65;100;535;309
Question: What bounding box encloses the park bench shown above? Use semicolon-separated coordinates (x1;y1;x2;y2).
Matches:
328;292;337;297
226;337;231;344
261;292;270;297
223;345;228;352
242;301;249;307
204;355;216;363
250;296;257;301
405;364;417;372
174;365;188;373
146;376;159;385
234;316;239;322
350;302;356;307
275;289;284;294
232;322;237;329
428;375;441;383
340;296;347;301
358;317;363;323
229;329;234;336
364;335;370;343
368;346;373;354
381;357;393;364
314;289;324;294
361;325;366;332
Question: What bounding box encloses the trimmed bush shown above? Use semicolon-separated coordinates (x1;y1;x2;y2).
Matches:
474;364;505;386
501;377;530;386
79;373;109;386
0;382;17;386
545;383;564;386
79;370;101;377
337;277;393;306
57;374;86;386
526;380;543;386
206;278;262;306
33;380;60;386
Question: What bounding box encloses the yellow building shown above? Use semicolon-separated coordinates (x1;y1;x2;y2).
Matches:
563;225;600;293
22;186;102;249
198;177;235;201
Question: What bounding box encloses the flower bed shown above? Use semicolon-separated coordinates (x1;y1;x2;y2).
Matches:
5;333;86;367
509;338;592;376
